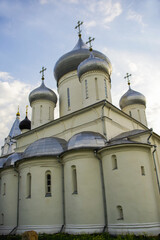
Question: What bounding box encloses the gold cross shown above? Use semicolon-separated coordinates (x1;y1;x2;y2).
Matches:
86;36;95;51
40;66;47;80
75;21;83;37
124;73;132;86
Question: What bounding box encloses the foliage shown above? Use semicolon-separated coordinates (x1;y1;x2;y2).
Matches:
0;233;159;240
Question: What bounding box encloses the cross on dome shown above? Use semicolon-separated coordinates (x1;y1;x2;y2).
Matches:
86;36;95;51
75;21;83;37
124;73;132;88
40;66;47;81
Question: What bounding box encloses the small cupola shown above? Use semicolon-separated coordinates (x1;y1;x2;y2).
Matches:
119;73;147;126
19;106;31;133
29;67;57;129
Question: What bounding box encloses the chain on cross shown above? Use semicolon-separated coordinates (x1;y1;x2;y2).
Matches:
40;66;47;80
75;21;83;37
86;36;95;51
124;73;132;86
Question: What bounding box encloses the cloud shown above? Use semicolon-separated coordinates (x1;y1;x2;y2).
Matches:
127;10;145;26
0;72;13;81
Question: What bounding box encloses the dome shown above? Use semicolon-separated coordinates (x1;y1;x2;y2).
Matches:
23;137;67;159
77;52;111;79
19;116;31;131
4;153;22;167
68;131;106;150
9;114;21;138
54;37;112;83
119;87;146;109
29;81;57;106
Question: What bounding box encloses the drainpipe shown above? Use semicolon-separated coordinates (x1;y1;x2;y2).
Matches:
147;128;153;144
101;101;107;139
9;167;20;235
57;156;65;232
94;150;108;233
152;145;160;194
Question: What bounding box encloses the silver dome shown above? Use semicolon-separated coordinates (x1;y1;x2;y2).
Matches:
119;87;146;109
77;52;111;79
68;131;106;150
29;81;57;106
54;37;112;83
23;137;67;159
4;153;22;167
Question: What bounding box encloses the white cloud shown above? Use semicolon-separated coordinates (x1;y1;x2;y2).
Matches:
0;72;13;81
127;10;145;26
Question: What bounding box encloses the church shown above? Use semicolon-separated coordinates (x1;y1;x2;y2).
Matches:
0;22;160;236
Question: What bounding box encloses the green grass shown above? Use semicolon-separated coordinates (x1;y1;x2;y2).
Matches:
0;233;159;240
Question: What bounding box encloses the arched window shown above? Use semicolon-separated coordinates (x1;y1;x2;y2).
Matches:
1;214;4;225
49;106;51;120
26;173;31;198
45;171;51;197
67;88;71;110
141;166;145;176
95;78;99;100
85;80;89;99
112;155;118;170
3;183;6;196
71;165;78;194
32;106;35;125
40;105;42;123
117;205;124;220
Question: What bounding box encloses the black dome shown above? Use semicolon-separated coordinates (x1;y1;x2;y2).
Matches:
19;116;31;130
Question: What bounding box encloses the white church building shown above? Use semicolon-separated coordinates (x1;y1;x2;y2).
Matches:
0;24;160;236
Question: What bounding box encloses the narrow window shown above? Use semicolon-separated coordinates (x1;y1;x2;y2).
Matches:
67;88;71;110
104;79;107;98
45;171;51;197
117;205;124;220
26;173;31;198
1;214;4;225
85;80;89;99
40;105;42;123
112;155;118;170
49;106;51;120
129;111;132;117
95;78;99;100
32;106;35;125
141;166;145;176
3;183;6;196
72;165;78;194
0;177;1;195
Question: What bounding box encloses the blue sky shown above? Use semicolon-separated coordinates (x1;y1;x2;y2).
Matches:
0;0;160;147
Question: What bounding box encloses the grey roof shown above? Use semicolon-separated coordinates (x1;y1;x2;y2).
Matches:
110;129;146;141
0;157;8;168
3;153;22;167
29;81;57;105
106;139;141;147
23;137;67;159
68;131;106;150
9;116;21;138
119;87;146;109
54;37;112;83
77;52;111;79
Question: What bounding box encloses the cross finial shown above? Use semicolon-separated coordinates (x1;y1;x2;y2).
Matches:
75;21;83;38
124;73;132;88
16;105;20;117
86;36;95;51
40;66;47;81
26;105;28;117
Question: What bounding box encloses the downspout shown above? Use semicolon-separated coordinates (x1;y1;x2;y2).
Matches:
152;145;160;194
101;101;107;139
147;128;153;144
94;150;108;233
57;156;66;232
9;166;20;235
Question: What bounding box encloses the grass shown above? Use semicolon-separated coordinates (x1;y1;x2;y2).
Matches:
0;233;159;240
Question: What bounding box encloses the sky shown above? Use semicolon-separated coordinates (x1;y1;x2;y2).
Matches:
0;0;160;148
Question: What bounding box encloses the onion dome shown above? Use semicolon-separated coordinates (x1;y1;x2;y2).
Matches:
54;36;112;83
77;52;111;79
68;131;106;150
23;137;67;159
29;80;57;106
19;116;31;131
119;87;146;109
